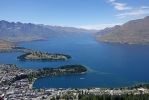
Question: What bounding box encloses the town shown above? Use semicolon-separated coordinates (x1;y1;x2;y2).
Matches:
0;64;149;100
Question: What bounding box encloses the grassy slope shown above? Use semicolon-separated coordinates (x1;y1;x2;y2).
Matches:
0;40;16;51
96;16;149;44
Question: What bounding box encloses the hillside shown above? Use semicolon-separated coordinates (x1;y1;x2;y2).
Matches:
96;16;149;44
0;20;92;42
0;40;16;51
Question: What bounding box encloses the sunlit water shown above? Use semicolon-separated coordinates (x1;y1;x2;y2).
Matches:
0;34;149;88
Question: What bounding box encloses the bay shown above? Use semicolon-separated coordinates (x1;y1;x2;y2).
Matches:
0;34;149;88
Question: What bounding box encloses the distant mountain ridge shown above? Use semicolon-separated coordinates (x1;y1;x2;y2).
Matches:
96;16;149;44
0;20;92;42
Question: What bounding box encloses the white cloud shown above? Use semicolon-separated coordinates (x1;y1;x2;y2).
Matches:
109;0;116;2
107;0;149;18
78;24;121;30
108;0;132;11
113;2;132;10
141;6;149;9
116;7;149;18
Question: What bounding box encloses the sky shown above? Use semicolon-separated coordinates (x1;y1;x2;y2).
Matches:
0;0;149;30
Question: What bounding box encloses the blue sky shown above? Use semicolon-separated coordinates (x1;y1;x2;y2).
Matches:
0;0;149;30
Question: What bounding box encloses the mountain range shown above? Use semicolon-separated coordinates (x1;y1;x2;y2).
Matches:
96;16;149;44
1;16;149;46
0;20;93;42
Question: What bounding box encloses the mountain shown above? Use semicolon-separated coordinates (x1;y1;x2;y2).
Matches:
96;16;149;44
0;20;92;42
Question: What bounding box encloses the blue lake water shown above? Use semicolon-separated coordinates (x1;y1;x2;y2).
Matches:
0;34;149;88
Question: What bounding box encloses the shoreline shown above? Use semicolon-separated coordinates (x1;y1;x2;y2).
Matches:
31;76;149;90
0;38;47;53
1;64;149;100
0;64;87;89
96;38;149;46
17;52;71;61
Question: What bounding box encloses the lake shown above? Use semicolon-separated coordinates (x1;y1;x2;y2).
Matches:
0;33;149;88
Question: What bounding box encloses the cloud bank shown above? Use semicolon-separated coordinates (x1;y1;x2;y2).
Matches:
78;24;120;30
117;6;149;18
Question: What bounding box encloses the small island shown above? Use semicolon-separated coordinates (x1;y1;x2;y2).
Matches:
17;51;71;61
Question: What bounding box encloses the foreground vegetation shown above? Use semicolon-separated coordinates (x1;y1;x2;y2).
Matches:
17;51;71;61
78;84;149;100
78;94;149;100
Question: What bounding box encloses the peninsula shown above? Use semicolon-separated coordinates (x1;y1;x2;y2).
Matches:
28;64;87;82
0;64;87;85
0;40;16;52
